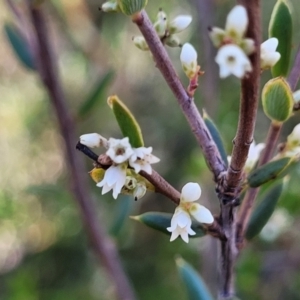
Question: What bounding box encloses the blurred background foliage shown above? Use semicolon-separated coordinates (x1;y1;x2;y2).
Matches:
1;0;300;299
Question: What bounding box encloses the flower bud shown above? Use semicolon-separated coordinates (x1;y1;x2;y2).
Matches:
80;133;108;148
101;1;119;12
132;36;149;51
261;38;281;70
225;5;248;40
293;90;300;103
168;15;192;34
208;27;225;48
165;35;181;47
180;43;198;79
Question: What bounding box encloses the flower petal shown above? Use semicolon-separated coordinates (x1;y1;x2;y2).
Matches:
189;203;214;224
225;5;248;39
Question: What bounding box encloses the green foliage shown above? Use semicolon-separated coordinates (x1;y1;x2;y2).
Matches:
117;0;148;16
261;77;294;124
246;181;283;240
176;257;214;300
4;23;36;70
203;111;228;167
78;70;114;119
247;157;292;187
108;95;144;147
109;196;132;237
269;0;292;77
131;212;206;238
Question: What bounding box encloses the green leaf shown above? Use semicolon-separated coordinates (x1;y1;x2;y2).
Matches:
117;0;148;16
269;0;292;77
131;212;206;238
246;181;283;240
247;157;292;188
108;95;144;147
203;110;228;167
4;23;36;70
109;196;133;237
262;77;294;124
78;70;114;119
176;257;214;300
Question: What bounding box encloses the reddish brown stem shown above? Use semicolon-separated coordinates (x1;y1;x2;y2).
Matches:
132;10;226;182
28;5;136;300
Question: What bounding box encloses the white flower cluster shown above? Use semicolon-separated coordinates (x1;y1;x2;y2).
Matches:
80;133;159;199
167;183;214;243
133;9;192;50
228;140;265;172
209;5;280;78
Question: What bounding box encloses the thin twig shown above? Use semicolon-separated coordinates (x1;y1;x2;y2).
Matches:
76;142;181;204
218;1;261;299
132;10;226;182
28;5;136;300
235;45;300;250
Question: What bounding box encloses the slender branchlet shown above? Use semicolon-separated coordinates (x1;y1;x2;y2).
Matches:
27;5;136;300
132;10;227;182
236;45;300;250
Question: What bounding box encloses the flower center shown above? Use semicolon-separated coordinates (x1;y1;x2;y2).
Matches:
116;147;125;156
227;55;236;64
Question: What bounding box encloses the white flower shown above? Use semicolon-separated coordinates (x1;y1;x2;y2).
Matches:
287;124;300;149
215;44;252;78
260;38;281;69
225;5;248;40
167;182;214;243
80;133;108;148
169;15;192;34
167;207;196;243
245;141;265;171
129;147;160;174
180;43;198;79
97;164;127;199
106;137;134;164
180;183;214;224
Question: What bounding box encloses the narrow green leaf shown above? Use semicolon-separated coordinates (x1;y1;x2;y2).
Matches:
109;196;132;237
131;212;206;238
262;77;294;124
78;71;114;119
108;95;144;147
247;157;292;187
4;23;36;70
176;257;214;300
269;0;292;77
203;110;228;167
246;181;283;240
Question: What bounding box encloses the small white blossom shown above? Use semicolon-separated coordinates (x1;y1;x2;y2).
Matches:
169;15;192;34
129;147;160;174
167;207;196;243
133;182;147;200
288;124;300;146
260;38;281;69
245;141;265;171
106;137;134;164
167;182;214;243
215;44;252;78
97;164;127;199
80;133;108;148
180;43;198;79
225;5;248;40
